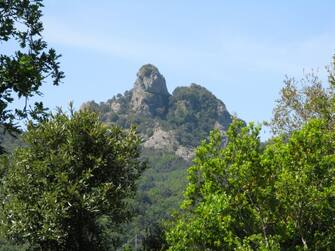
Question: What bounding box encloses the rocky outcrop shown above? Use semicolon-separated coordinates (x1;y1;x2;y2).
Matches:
131;64;170;117
80;101;99;112
134;64;169;95
80;64;236;160
143;127;176;152
143;127;195;160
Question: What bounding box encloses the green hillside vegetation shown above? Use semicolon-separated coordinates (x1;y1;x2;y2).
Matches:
1;110;146;250
167;119;335;250
79;67;234;249
122;149;190;250
1;2;335;249
165;84;232;147
86;83;232;148
166;57;335;250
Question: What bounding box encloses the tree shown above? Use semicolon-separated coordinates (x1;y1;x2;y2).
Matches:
166;118;335;250
0;109;146;250
166;120;277;250
265;119;335;250
0;0;64;151
270;55;335;135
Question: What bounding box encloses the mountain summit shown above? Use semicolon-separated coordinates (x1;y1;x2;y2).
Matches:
85;65;237;248
134;64;169;95
81;64;233;159
131;64;170;116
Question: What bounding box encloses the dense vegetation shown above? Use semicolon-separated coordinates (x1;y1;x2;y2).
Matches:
0;109;146;250
80;82;234;250
1;1;335;250
166;57;335;250
167;118;335;250
166;84;232;147
121;149;190;250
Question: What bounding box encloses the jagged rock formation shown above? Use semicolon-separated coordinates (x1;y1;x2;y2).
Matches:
131;64;170;117
83;65;239;249
133;64;169;95
81;64;233;160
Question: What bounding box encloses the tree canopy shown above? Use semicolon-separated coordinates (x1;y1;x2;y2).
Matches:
0;109;146;250
166;118;335;250
270;55;335;135
0;0;64;137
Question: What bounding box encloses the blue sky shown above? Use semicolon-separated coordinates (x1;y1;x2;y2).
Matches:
32;1;335;138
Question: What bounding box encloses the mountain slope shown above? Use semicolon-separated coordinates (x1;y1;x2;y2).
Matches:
81;64;232;160
81;64;235;249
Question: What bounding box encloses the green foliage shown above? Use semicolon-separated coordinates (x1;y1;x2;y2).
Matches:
166;118;335;250
270;55;335;135
166;84;232;147
0;238;28;251
0;110;146;250
265;119;335;250
84;83;232;148
166;120;272;250
0;0;64;140
121;149;190;250
81;82;234;249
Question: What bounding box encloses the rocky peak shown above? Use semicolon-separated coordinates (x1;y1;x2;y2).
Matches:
134;64;169;96
79;65;235;159
131;64;170;117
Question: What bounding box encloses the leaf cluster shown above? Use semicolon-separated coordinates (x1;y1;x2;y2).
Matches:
167;118;335;250
270;56;335;135
0;110;146;250
0;0;64;135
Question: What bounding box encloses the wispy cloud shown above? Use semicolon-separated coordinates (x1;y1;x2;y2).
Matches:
43;16;335;78
43;17;214;69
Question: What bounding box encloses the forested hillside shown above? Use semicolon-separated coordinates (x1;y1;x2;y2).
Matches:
80;64;234;249
2;1;335;250
0;64;235;250
3;60;335;250
81;64;232;155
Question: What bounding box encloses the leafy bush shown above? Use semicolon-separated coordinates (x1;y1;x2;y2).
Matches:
167;118;335;250
0;110;146;250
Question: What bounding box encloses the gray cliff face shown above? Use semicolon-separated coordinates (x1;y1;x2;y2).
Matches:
131;64;170;116
134;64;169;95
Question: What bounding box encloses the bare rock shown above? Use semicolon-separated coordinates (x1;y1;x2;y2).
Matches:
131;64;170;117
135;64;169;95
143;127;194;160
